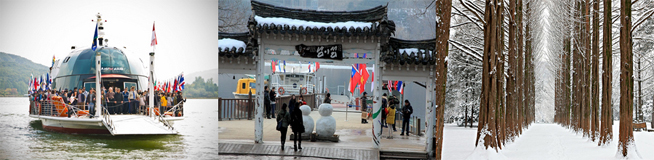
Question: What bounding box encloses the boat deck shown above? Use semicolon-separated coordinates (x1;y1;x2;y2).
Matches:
109;115;177;135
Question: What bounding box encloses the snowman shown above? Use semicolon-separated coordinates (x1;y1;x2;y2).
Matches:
315;103;336;137
299;105;314;136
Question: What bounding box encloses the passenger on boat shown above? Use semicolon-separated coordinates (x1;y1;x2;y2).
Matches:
77;88;86;109
114;88;124;114
88;88;96;118
69;91;78;105
160;92;167;115
167;93;173;111
129;86;137;114
138;91;146;114
122;88;129;114
106;87;114;113
174;91;185;116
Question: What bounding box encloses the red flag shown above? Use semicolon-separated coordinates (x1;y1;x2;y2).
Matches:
315;62;320;72
393;81;399;91
151;22;157;46
349;64;360;93
359;64;369;94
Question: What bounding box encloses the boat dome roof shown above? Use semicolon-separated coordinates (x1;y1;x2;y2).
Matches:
55;46;147;78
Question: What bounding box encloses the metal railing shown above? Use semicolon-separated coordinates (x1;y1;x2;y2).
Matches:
218;97;254;121
102;106;114;131
156;111;174;130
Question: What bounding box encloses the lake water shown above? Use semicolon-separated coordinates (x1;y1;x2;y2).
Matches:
0;97;218;159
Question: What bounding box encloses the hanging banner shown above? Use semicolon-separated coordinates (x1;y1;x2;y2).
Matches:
295;44;343;60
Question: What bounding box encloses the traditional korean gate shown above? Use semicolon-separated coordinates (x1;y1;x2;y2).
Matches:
219;1;440;155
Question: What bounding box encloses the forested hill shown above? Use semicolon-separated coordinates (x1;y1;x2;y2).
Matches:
0;52;49;96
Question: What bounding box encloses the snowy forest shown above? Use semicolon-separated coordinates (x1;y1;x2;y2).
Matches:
220;0;654;158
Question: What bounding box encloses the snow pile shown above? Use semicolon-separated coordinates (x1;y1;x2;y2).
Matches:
465;146;508;160
254;16;372;30
218;38;246;51
398;48;433;57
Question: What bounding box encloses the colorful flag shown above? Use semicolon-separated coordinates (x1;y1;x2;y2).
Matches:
359;64;369;94
178;74;185;91
271;60;276;73
151;22;158;46
349;64;360;93
52;55;55;68
173;77;178;92
283;60;286;73
154;80;158;91
277;60;282;73
308;62;311;73
398;81;404;94
315;62;320;72
393;81;399;91
92;23;98;51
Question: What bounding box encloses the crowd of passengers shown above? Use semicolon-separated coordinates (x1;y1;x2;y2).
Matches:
29;86;184;118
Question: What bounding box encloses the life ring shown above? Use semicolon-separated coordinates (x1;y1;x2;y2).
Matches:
300;87;308;94
278;87;285;95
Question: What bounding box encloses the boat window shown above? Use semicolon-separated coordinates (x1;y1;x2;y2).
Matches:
249;82;256;89
241;83;246;89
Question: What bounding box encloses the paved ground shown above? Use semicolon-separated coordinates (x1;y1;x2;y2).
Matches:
218;110;428;152
219;141;379;159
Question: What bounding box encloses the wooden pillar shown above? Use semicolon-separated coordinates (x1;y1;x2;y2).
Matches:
372;41;382;148
425;72;435;155
255;37;264;143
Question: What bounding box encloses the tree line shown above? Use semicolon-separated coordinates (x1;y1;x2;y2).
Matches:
551;0;652;157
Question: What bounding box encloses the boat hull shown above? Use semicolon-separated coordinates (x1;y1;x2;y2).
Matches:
31;115;184;135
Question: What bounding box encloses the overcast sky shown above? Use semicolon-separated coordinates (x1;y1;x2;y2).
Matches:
0;0;218;79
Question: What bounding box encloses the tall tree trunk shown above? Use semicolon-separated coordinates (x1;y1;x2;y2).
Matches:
507;0;518;141
618;0;634;156
433;0;452;159
477;0;499;151
517;0;524;134
583;0;591;137
591;0;600;142
496;1;505;147
599;0;613;146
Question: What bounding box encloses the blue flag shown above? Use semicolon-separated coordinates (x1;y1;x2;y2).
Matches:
92;23;98;51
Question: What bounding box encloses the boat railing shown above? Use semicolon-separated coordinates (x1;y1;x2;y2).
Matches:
156;110;174;130
102;107;114;131
29;100;88;117
272;84;315;94
165;100;185;117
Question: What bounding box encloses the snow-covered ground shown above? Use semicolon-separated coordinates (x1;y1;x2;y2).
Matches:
444;122;654;160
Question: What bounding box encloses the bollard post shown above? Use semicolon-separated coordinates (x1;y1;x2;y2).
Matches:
218;98;222;121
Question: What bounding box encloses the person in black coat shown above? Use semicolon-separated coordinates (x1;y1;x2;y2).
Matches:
400;99;414;136
288;94;297;114
264;86;271;119
290;99;305;152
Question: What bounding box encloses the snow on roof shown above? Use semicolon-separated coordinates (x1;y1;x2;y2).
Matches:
254;16;373;30
218;38;246;51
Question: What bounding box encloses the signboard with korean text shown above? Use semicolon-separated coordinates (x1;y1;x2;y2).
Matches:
295;44;343;60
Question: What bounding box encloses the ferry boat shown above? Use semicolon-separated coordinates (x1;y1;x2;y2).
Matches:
231;67;317;99
28;13;182;135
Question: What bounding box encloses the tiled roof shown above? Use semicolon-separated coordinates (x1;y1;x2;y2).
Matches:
219;32;257;58
248;1;395;37
382;38;437;65
251;1;387;23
